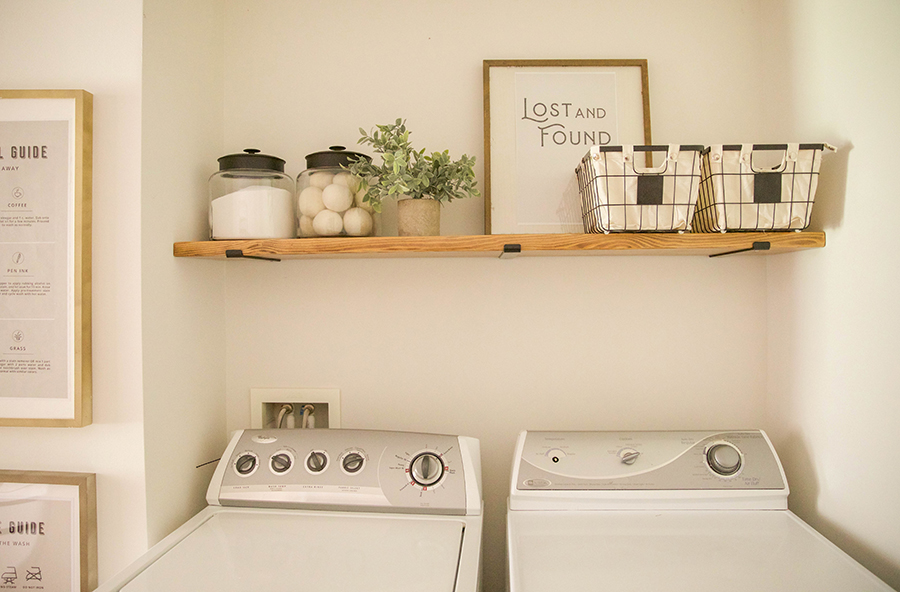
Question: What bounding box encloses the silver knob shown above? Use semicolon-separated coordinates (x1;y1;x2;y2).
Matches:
410;452;444;487
342;452;365;474
306;451;328;473
707;443;742;476
270;452;292;474
235;453;257;475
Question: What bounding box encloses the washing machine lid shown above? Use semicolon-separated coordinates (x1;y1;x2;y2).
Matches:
119;507;467;592
507;509;892;592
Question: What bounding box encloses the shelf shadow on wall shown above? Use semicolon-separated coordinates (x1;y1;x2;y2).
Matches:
809;141;851;232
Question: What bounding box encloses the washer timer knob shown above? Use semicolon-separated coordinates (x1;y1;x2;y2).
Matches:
707;443;742;476
410;452;444;487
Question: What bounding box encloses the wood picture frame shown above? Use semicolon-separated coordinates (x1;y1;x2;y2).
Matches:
0;470;98;591
0;90;92;427
483;60;651;234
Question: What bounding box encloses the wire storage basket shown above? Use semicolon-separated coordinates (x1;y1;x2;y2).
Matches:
576;145;704;233
693;143;836;232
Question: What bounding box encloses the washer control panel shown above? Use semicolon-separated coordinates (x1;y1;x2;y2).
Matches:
209;429;477;515
514;430;786;492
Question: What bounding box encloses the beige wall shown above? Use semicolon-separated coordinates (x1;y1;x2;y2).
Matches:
141;0;229;546
766;0;900;587
0;0;148;581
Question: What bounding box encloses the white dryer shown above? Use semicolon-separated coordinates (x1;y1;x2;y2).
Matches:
98;429;482;592
507;430;893;592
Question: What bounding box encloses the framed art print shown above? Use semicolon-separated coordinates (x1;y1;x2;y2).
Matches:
0;90;92;427
483;60;651;234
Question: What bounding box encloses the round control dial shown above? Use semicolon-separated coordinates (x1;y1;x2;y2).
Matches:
546;448;566;463
410;452;445;487
270;451;294;474
305;450;329;473
341;451;365;474
706;442;742;476
618;447;641;465
234;452;259;477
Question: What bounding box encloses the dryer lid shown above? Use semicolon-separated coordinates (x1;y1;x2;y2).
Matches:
507;509;893;592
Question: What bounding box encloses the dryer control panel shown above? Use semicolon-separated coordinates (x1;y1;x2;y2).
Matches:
510;430;789;511
208;429;482;516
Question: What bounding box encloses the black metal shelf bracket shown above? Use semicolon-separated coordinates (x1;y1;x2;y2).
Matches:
500;243;522;259
709;241;771;258
225;249;281;262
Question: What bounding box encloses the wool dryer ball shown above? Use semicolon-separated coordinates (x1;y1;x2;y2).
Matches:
322;183;353;212
309;171;334;189
298;186;325;217
312;209;344;236
343;207;374;236
332;172;358;191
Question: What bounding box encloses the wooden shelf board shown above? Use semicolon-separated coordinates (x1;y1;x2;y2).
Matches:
173;232;825;260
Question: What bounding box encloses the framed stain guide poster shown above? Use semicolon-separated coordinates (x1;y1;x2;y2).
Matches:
0;470;98;592
0;90;92;427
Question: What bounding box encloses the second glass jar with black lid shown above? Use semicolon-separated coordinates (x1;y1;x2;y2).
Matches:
296;146;376;237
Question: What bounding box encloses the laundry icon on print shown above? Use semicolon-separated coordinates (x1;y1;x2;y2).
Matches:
1;566;16;584
26;567;42;581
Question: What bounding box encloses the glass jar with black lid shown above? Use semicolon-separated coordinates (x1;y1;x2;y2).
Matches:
296;146;376;237
208;148;295;240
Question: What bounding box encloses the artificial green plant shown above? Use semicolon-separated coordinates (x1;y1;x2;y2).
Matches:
346;119;479;213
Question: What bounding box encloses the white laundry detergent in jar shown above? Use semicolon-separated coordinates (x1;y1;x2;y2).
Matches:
211;185;294;239
209;148;296;239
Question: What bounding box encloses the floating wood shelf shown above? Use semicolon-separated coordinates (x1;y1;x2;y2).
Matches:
173;231;825;260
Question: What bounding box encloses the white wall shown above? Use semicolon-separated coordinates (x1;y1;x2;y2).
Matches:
0;0;148;581
140;0;229;546
766;0;900;587
220;2;777;590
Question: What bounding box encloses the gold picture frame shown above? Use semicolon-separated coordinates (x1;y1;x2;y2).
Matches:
483;60;652;234
0;470;98;591
0;90;92;427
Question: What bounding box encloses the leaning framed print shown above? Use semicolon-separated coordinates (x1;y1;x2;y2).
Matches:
0;470;98;591
0;90;92;427
483;60;651;234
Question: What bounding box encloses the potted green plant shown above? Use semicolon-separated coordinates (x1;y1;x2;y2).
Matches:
346;119;479;236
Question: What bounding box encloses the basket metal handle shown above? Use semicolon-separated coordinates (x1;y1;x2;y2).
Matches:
623;144;680;174
739;143;799;173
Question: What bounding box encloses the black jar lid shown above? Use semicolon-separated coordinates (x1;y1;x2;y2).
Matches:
305;145;371;169
218;149;286;172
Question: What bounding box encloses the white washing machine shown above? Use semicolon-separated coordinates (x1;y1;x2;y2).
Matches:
507;430;893;592
98;429;482;592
